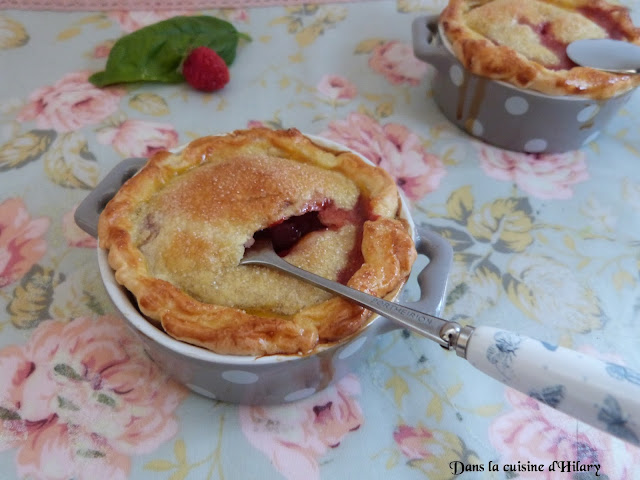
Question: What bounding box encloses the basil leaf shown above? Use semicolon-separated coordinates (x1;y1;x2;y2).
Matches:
90;15;246;87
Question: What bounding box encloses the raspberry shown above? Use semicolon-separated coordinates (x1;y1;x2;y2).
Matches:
182;46;230;92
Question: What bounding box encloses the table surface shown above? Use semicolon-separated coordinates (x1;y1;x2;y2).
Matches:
1;2;640;479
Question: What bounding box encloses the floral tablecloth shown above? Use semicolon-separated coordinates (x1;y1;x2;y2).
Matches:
1;3;640;480
0;0;371;11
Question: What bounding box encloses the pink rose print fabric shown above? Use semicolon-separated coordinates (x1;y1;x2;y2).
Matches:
228;9;249;23
239;374;363;480
316;74;358;104
477;143;589;199
369;41;428;86
17;70;125;133
108;10;193;33
489;388;640;479
96;119;179;158
247;120;268;129
92;40;115;59
321;113;446;201
0;197;49;288
394;425;434;460
0;315;187;480
62;206;97;249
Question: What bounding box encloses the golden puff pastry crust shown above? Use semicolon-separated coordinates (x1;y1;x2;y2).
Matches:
440;0;640;99
98;128;417;356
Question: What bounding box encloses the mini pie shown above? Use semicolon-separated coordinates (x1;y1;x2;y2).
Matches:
440;0;640;99
98;128;416;356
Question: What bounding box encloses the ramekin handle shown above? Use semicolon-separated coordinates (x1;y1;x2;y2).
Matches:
74;158;147;238
464;325;640;447
407;225;453;316
412;15;450;70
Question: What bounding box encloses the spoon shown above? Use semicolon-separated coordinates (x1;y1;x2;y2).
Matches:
240;238;640;447
567;38;640;74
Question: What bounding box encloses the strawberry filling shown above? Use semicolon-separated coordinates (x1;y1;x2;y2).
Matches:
517;18;576;70
254;197;372;285
263;211;325;253
513;11;628;70
578;6;627;40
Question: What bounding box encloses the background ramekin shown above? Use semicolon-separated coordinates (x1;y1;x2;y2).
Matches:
81;134;453;405
412;15;637;153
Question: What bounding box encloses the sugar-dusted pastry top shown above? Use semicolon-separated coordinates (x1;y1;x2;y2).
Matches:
440;0;640;99
98;128;416;356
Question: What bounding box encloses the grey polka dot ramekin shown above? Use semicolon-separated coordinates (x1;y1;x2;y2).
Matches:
412;15;637;153
79;135;453;405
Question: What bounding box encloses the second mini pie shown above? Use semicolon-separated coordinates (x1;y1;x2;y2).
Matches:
440;0;640;99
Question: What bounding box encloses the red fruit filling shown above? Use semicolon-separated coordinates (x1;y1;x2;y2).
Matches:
254;197;371;285
578;6;627;41
514;11;629;70
261;211;325;253
517;18;576;70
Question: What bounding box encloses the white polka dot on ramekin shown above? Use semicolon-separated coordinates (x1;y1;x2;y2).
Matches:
186;383;217;399
284;387;317;402
577;104;600;123
523;138;548;153
338;335;368;360
469;119;484;137
505;96;529;115
222;370;259;384
582;131;601;145
449;65;464;86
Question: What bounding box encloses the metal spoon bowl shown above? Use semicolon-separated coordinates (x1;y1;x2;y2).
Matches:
567;38;640;74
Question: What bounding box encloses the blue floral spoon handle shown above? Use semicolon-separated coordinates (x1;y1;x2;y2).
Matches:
462;326;640;447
